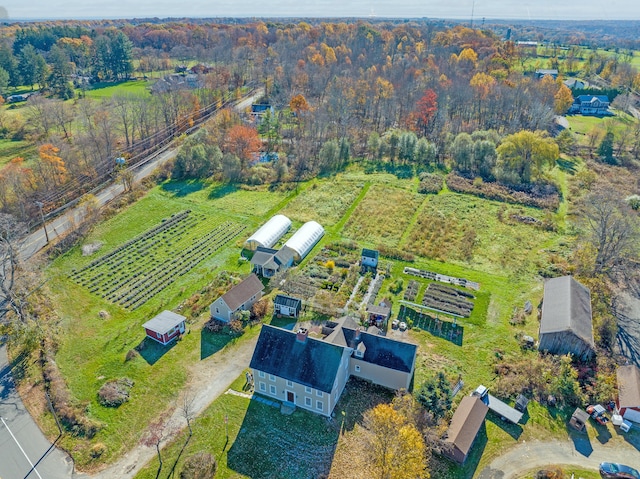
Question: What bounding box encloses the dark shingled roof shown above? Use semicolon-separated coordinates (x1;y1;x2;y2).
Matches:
221;274;264;311
250;325;344;393
274;294;302;311
618;365;640;409
342;327;416;373
540;276;594;347
445;396;488;458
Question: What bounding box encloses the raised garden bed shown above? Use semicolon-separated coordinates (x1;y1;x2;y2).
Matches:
422;283;475;318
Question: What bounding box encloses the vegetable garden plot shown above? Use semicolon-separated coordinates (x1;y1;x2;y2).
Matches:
69;211;245;309
422;283;475;318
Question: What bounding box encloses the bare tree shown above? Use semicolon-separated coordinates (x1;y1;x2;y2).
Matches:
0;214;28;323
581;187;640;276
180;391;196;437
142;419;165;479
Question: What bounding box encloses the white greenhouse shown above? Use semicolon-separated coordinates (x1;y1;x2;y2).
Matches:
284;221;325;262
244;215;292;251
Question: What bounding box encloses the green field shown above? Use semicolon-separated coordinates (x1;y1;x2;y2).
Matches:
81;80;153;99
0;139;36;168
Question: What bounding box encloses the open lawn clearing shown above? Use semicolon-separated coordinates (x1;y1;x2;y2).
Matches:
567;112;637;146
0;139;35;168
404;192;564;277
342;184;424;247
134;373;340;479
81;80;152;99
280;178;362;226
206;182;293;218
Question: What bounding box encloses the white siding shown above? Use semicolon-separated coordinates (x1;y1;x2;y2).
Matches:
284;221;325;262
244;215;292;250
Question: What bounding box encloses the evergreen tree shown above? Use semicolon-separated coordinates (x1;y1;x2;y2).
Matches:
18;44;48;90
48;45;74;99
597;131;615;164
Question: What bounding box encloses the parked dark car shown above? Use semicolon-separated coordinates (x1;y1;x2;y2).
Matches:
599;462;640;479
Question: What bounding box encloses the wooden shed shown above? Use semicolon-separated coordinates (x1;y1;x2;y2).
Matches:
443;396;488;464
538;276;594;360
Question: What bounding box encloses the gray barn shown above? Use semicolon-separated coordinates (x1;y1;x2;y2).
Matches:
538;276;594;360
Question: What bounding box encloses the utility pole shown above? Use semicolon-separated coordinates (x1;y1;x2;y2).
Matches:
35;201;49;243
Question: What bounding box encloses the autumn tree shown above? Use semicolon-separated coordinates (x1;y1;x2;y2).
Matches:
38;144;67;188
225;125;261;170
142;420;166;479
408;89;438;136
554;84;573;114
363;403;427;479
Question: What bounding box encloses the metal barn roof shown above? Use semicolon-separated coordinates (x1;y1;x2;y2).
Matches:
244;215;292;251
283;221;325;262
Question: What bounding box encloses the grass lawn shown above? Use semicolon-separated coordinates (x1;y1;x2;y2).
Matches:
0;139;36;168
342;183;424;247
81;80;153;99
280;177;363;227
403;192;562;277
567;111;637;147
134;372;342;479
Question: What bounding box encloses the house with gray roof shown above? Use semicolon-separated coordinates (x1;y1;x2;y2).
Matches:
538;275;594;360
250;246;295;278
250;317;417;416
210;274;264;322
250;325;351;417
569;95;610;115
142;310;186;345
617;364;640;423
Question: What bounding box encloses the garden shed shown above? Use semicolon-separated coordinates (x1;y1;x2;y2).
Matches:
142;310;186;345
274;294;302;318
569;407;590;431
283;221;325;262
361;248;379;269
244;214;292;251
538;276;594;361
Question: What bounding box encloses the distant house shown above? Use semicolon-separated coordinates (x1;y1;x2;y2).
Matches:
535;69;558;80
569;95;610;115
443;395;489;465
563;78;586;90
210;274;264;322
538;276;594;361
142;310;186;345
250;317;417;416
250;246;295;278
250;325;351;417
7;93;31;103
617;365;640;423
274;294;302;318
366;302;391;327
361;248;379;269
251;103;274;117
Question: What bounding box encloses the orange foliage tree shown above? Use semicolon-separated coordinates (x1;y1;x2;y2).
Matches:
38;144;67;187
224;125;261;168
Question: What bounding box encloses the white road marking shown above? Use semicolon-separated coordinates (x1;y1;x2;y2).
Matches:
0;416;44;479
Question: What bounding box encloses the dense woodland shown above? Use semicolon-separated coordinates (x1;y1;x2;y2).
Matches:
1;19;640;224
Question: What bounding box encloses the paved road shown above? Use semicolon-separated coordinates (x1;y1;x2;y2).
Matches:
478;437;640;478
0;345;73;479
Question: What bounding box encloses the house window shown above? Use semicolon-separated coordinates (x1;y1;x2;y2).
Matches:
305;386;312;394
269;385;277;395
355;350;364;358
286;380;293;387
355;365;361;373
269;374;276;382
316;401;323;411
258;371;265;378
215;307;219;314
305;397;312;407
316;390;323;397
259;382;266;392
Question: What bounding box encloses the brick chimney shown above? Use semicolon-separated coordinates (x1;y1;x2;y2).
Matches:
296;327;308;343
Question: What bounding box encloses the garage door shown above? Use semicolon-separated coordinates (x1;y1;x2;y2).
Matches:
280;306;290;316
623;408;640;423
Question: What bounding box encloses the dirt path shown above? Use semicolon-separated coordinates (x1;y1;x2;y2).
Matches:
90;335;259;479
477;437;640;479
